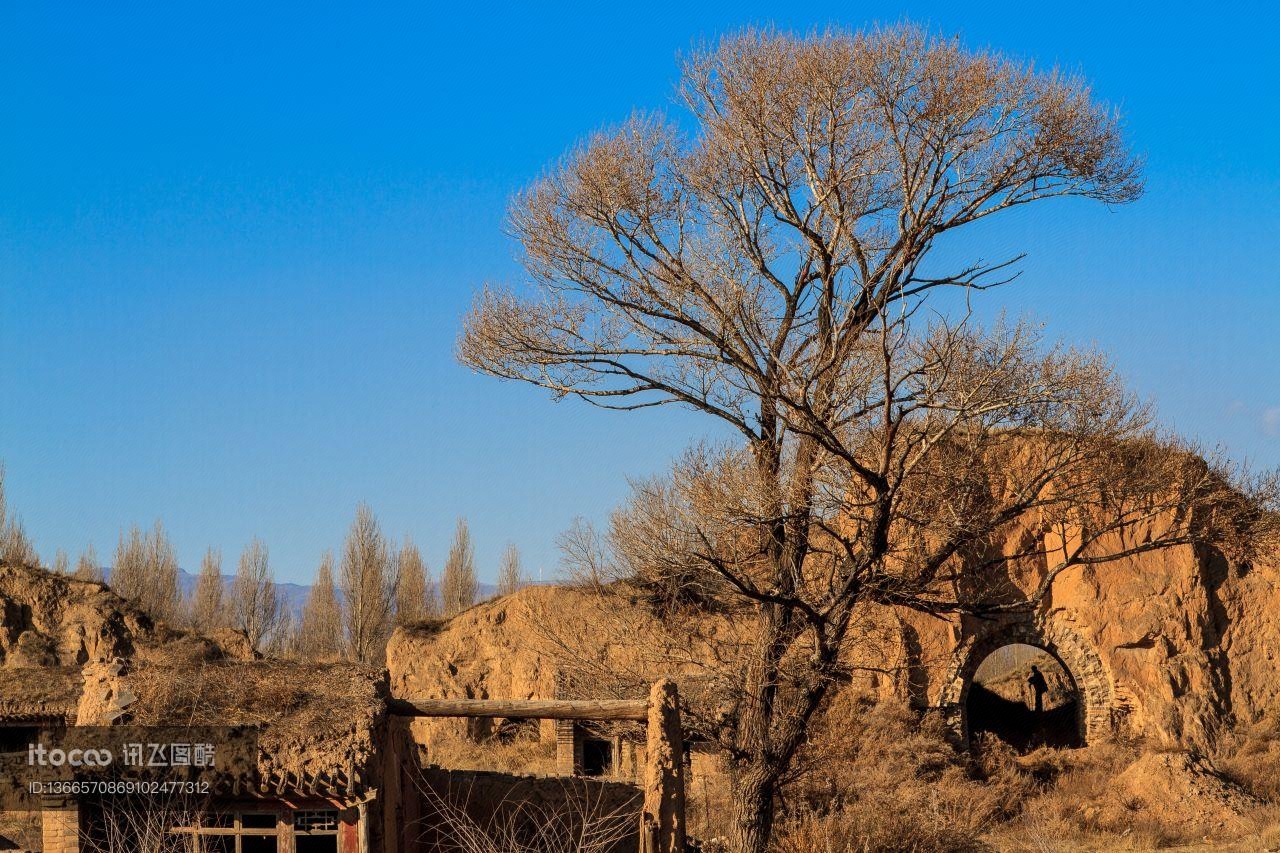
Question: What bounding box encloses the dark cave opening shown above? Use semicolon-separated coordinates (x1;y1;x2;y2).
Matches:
967;643;1083;751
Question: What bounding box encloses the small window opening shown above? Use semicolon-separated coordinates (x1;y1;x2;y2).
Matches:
0;726;41;755
294;809;338;853
581;737;612;777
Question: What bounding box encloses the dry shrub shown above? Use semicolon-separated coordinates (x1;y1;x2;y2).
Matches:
1213;712;1280;802
772;693;1027;851
415;779;637;853
770;807;988;853
423;725;557;777
771;691;1275;851
1256;806;1280;848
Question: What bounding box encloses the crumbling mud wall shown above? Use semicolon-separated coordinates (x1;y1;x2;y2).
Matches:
0;564;155;669
386;587;738;752
390;536;1280;754
894;517;1280;748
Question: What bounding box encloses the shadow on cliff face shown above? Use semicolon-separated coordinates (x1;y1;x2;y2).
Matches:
968;682;1082;751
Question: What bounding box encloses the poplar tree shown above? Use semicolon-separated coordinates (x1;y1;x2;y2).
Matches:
496;542;524;597
232;538;281;652
0;466;38;568
112;521;180;621
339;504;398;664
295;552;343;660
75;544;104;582
440;517;477;617
189;547;227;632
395;538;438;625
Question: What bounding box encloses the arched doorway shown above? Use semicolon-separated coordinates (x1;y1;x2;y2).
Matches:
939;621;1113;748
968;643;1082;750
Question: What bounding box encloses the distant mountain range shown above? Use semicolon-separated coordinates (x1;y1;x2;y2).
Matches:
174;568;314;618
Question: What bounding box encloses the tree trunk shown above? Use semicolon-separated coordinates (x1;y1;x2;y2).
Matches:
730;761;778;853
729;600;789;853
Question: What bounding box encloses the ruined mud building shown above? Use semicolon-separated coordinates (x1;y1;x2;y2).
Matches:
0;565;659;853
0;566;403;853
0;497;1278;852
387;519;1280;759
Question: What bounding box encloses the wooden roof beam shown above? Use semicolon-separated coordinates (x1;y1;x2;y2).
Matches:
386;697;648;722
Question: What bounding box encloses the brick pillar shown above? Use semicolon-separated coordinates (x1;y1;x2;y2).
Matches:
41;798;81;853
554;719;578;776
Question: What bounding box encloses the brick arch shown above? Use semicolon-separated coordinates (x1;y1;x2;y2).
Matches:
939;620;1113;746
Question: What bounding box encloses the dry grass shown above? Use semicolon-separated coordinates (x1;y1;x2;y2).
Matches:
128;659;385;778
0;666;83;714
763;691;1280;853
771;807;988;853
795;696;1034;817
770;694;1019;851
423;725;558;777
0;810;41;851
1213;712;1280;802
983;742;1185;850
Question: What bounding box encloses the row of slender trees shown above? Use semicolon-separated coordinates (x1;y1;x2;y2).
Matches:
164;508;525;662
1;469;528;663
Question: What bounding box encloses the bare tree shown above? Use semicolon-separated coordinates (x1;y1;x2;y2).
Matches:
0;465;39;567
75;544;104;582
51;549;69;575
295;551;344;660
441;517;477;616
264;607;296;658
556;517;611;592
145;520;181;621
112;521;180;622
339;504;398;664
112;525;146;600
396;537;439;625
188;547;227;633
496;543;525;597
232;538;282;652
458;25;1276;851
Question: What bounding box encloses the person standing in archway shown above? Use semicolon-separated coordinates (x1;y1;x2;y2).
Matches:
1027;665;1049;714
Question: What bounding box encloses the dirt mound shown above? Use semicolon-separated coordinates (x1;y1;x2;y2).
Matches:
0;562;273;728
0;563;156;668
1112;751;1264;836
388;584;748;744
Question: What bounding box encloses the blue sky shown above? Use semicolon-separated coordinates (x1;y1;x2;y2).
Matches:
1;2;1276;585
